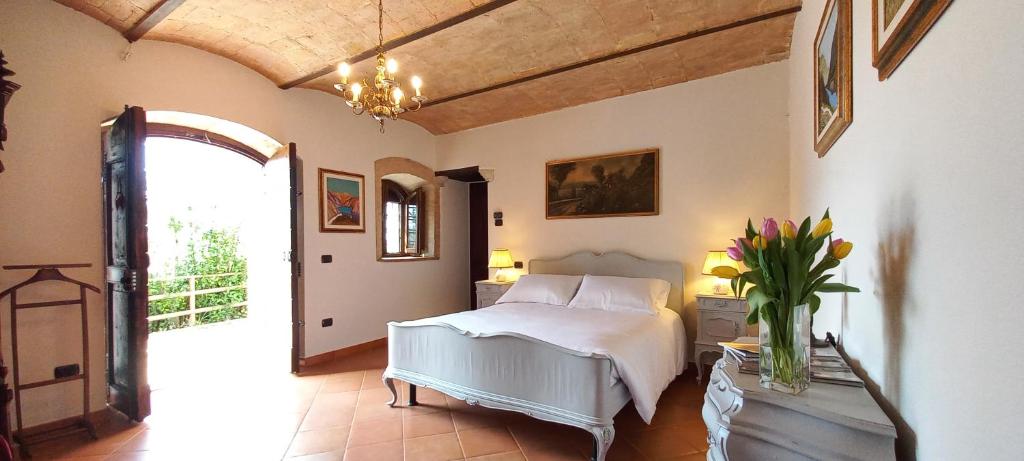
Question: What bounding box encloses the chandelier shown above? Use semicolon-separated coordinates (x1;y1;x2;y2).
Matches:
334;0;426;132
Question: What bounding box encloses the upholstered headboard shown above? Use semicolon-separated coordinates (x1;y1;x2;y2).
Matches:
529;251;684;314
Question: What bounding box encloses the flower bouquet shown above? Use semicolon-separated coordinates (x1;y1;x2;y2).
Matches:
711;210;859;394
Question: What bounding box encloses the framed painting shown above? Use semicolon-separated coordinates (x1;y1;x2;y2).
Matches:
813;0;853;157
545;148;659;219
318;168;365;233
873;0;953;80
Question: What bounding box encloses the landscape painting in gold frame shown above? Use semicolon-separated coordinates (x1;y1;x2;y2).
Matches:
873;0;953;80
813;0;853;157
545;148;659;220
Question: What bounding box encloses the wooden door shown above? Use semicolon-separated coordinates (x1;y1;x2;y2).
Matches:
469;182;488;309
102;106;151;421
263;143;302;373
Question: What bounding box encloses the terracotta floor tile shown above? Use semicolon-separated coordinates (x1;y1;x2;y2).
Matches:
467;450;527;461
348;415;404;447
285;449;346;460
402;401;450;417
286;426;351;457
344;439;404;461
404;411;456;438
405;432;465;461
361;368;386;389
518;443;588;461
452;408;506;431
459;426;520;458
358;387;398;406
299;404;356;431
354;400;403;422
605;439;646;461
624;425;703;459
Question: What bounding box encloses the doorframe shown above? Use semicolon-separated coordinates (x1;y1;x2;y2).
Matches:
434;166;489;308
104;115;304;386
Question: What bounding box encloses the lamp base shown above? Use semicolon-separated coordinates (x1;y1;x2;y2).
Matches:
494;269;508;283
711;280;732;296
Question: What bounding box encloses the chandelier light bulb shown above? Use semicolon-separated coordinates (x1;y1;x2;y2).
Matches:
411;75;423;96
386;58;398;75
393;87;404;104
338;62;351;84
350;82;363;102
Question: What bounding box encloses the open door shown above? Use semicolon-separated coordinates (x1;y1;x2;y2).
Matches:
257;143;302;373
102;106;151;421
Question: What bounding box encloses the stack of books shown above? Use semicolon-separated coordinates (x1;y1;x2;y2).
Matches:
719;337;865;387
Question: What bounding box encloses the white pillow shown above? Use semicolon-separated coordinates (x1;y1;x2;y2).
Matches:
495;274;583;306
567;275;671;315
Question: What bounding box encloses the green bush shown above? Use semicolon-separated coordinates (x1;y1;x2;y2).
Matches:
148;224;248;333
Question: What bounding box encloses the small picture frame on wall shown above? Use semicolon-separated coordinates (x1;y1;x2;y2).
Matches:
813;0;853;157
318;168;365;233
545;148;659;219
872;0;953;80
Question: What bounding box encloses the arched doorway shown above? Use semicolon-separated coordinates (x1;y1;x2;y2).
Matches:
103;108;302;425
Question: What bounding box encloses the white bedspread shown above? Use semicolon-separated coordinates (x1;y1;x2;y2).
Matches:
397;302;686;423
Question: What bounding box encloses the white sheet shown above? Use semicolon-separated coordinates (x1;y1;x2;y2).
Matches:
397;302;686;423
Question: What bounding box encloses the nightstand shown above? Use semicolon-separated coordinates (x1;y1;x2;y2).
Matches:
474;280;514;309
694;293;754;384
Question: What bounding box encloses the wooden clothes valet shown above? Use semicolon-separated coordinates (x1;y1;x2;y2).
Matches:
0;264;99;456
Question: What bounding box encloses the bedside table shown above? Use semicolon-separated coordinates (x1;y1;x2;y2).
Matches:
474;280;514;309
694;294;754;384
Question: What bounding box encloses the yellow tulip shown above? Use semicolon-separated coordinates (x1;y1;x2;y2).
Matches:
832;241;853;259
811;218;832;238
781;220;797;239
752;235;768;250
710;266;740;279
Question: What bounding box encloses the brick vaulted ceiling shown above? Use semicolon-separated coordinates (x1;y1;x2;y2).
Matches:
55;0;801;134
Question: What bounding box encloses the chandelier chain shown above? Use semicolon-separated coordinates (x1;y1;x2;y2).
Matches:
377;0;384;53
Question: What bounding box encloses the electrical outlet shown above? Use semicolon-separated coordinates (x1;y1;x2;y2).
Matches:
321;254;333;263
54;364;80;379
321;318;333;327
514;261;524;269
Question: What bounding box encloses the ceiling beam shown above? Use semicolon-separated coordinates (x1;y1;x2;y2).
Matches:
279;0;520;90
420;5;802;109
124;0;187;42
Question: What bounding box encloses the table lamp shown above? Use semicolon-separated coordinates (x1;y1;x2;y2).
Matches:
702;250;740;295
488;248;514;282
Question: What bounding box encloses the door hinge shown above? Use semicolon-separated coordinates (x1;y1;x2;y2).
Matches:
297;320;306;327
126;269;139;292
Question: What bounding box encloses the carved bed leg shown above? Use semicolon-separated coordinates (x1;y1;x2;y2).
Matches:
383;377;399;407
408;383;419;406
589;425;615;461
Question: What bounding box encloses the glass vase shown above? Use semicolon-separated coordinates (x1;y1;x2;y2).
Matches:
758;303;811;394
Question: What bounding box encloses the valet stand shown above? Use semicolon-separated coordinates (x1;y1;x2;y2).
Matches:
0;264;99;458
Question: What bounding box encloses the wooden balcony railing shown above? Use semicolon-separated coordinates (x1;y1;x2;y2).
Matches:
147;273;247;327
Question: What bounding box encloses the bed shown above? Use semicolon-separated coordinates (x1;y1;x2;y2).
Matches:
383;251;686;461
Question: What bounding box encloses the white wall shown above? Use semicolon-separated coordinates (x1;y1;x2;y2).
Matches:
788;1;1024;459
0;0;467;427
436;62;791;359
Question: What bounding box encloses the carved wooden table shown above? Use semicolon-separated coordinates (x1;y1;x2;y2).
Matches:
702;359;897;461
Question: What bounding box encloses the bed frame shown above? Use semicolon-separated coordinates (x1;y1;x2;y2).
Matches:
383;251;684;461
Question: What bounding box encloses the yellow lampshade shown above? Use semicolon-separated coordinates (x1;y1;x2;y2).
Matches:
702;250;739;276
488;249;514;269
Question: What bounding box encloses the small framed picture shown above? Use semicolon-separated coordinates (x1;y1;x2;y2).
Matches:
813;0;853;157
318;168;365;233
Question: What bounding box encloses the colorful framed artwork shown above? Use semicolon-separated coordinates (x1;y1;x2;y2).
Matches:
545;148;659;219
318;168;365;233
813;0;853;157
872;0;953;80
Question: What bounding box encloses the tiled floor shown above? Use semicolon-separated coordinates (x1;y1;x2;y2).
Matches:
21;345;710;460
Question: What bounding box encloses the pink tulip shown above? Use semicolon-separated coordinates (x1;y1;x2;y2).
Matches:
761;218;779;240
831;238;845;249
726;246;743;261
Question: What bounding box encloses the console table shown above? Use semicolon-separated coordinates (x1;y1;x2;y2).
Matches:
703;359;897;461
